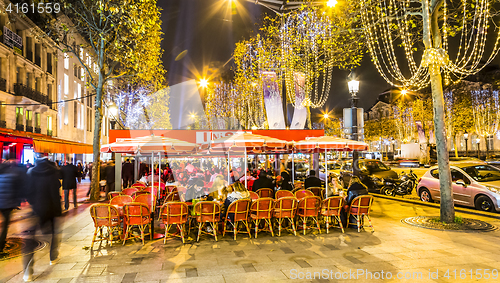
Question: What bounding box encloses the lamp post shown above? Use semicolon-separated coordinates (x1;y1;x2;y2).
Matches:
348;77;359;175
464;131;468;157
476;137;481;159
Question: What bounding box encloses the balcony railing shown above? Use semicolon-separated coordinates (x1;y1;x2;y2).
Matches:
47;130;53;136
0;78;6;92
35;127;41;133
26;125;33;132
0;120;5;128
13;83;50;106
16;124;24;131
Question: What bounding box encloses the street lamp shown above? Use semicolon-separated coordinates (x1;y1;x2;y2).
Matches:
199;78;209;88
464;131;469;157
108;104;119;129
327;0;337;7
476;137;481;159
348;77;360;175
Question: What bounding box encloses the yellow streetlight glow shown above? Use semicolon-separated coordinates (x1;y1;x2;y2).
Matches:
323;113;330;119
401;89;408;96
251;125;258;130
327;0;337;7
199;78;208;88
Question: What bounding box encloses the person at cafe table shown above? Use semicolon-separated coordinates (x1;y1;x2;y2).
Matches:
184;179;207;202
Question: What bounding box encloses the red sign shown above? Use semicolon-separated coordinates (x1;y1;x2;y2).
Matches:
109;129;324;144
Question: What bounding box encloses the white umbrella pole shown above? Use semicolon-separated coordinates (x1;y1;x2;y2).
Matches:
245;149;247;189
325;148;328;199
227;152;230;184
292;150;295;184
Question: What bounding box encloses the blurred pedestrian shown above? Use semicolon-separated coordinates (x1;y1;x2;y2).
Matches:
0;160;25;256
105;160;115;199
122;159;134;188
76;162;83;183
23;156;62;281
60;162;79;210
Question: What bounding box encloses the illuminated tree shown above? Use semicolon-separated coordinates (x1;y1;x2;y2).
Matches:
43;0;165;200
472;85;500;158
361;0;500;222
233;3;364;128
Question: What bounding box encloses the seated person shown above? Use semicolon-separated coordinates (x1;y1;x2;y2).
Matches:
184;179;207;202
340;177;369;228
207;174;227;201
224;181;250;222
304;170;322;189
278;171;293;191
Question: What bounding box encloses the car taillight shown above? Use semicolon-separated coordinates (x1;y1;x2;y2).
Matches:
418;178;421;183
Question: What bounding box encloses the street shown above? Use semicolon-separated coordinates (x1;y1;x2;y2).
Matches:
2;182;500;282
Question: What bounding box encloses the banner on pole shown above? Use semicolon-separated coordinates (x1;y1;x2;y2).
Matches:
262;71;286;129
290;72;307;129
415;121;427;144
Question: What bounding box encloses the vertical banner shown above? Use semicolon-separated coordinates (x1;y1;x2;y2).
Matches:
428;130;436;144
262;71;286;129
290;72;307;129
415;121;427;144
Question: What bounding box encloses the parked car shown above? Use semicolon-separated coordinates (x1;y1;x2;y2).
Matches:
319;161;343;181
416;161;500;212
339;159;398;192
288;160;310;180
486;155;500;169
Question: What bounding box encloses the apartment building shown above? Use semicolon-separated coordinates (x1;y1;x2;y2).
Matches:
0;1;109;163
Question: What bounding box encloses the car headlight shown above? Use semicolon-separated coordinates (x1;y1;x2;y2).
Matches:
486;186;500;194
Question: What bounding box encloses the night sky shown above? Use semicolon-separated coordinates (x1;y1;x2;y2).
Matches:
158;0;500;120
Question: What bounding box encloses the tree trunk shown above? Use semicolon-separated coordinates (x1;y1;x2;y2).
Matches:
89;39;106;201
424;0;455;223
485;136;489;159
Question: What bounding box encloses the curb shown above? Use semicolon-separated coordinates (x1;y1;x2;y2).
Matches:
372;194;500;220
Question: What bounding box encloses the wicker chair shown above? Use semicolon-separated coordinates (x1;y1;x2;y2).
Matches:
223;199;252;240
276;190;294;199
159;202;189;244
348;195;374;232
193;201;221;242
123;203;151;245
249;198;274;238
296;196;321;235
321;196;344;233
273;197;298;236
89;204;121;248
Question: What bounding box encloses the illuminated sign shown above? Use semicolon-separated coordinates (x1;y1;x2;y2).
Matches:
3;26;23;55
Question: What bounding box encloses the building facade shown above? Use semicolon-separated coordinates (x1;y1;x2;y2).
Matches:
0;1;109;163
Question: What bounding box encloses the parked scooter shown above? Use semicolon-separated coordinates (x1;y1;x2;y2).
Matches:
381;169;418;196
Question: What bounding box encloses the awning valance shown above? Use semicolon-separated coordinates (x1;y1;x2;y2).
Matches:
33;139;93;154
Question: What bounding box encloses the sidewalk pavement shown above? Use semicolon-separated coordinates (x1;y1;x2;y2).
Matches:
2;187;500;282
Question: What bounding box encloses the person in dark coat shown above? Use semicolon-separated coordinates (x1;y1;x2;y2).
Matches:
122;159;134;188
0;160;25;254
304;170;322;189
279;171;293;191
23;157;62;281
105;161;115;199
76;162;83;183
340;178;369;228
252;170;274;192
60;162;79;210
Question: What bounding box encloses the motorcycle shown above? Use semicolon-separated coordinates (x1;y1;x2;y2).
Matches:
381;169;418;196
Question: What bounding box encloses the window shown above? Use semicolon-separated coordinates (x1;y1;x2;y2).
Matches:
430;169;439;179
64;74;69;94
81;104;84;129
73;64;78;77
487;135;494;151
16;107;23;125
47;116;53;131
26;110;32;126
0;102;5;121
74;101;77;128
64;53;69;69
47;53;53;74
64;103;68;125
79;46;84;60
77;83;82;101
35;113;41;128
81;67;85;81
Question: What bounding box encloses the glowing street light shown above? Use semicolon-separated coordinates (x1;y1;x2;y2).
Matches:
323;113;330;119
401;89;408;96
199;78;209;88
327;0;337;7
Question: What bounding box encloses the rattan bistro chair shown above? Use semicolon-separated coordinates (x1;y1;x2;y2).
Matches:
123;203;151;245
296;196;321;235
249;198;274;238
89;204;122;248
194;201;221;242
348;195;374;232
256;188;273;198
159;202;189;244
321;196;344;233
294;189;314;200
276;190;294;199
273;197;298;236
223;199;252;240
